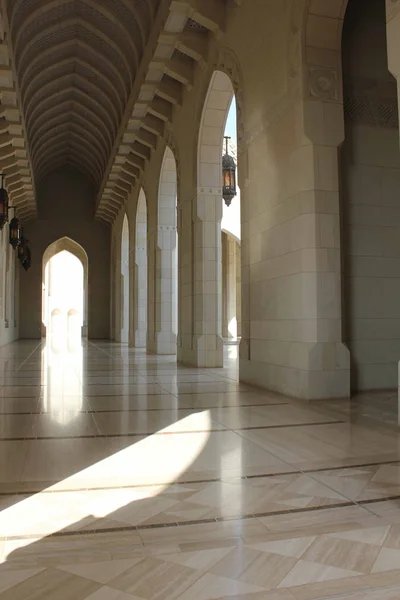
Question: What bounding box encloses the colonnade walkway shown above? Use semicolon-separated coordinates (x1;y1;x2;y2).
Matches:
1;340;400;598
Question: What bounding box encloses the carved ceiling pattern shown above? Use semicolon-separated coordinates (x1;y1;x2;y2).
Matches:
5;0;157;189
96;0;227;222
0;0;229;221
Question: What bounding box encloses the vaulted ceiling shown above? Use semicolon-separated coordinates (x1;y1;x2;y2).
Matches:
0;0;228;222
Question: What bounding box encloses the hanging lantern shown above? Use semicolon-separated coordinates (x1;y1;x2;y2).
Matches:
17;239;25;262
9;216;21;249
18;230;28;264
0;174;9;230
222;136;237;207
22;246;31;271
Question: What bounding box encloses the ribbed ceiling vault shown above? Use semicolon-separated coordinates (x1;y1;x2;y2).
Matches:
97;0;229;223
0;0;232;221
5;0;157;195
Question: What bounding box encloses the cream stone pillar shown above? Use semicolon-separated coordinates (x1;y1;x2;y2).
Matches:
150;226;177;354
147;147;178;355
133;245;147;348
222;232;237;340
240;90;350;399
176;191;223;367
387;0;400;407
176;200;191;362
193;191;224;367
146;226;155;352
120;217;129;344
236;242;242;339
133;194;147;348
114;247;122;343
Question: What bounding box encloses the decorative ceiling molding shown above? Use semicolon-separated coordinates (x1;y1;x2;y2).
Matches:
4;0;158;201
96;0;226;223
0;8;36;219
0;0;227;222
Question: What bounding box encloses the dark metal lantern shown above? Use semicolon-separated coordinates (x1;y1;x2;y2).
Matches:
17;240;25;262
22;246;31;271
17;230;30;269
0;174;9;230
9;216;21;249
222;136;237;207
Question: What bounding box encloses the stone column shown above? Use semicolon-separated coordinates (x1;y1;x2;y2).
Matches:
236;241;242;339
239;88;351;399
153;226;177;354
176;193;224;368
120;224;129;344
222;232;237;340
193;192;223;367
128;230;135;348
3;230;9;329
386;0;400;412
133;245;147;348
133;212;147;348
176;201;189;361
114;252;122;343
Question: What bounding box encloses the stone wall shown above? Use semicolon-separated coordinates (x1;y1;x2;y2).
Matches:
341;0;400;390
19;166;110;340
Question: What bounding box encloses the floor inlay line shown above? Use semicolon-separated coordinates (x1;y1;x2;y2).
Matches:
0;470;303;496
358;494;400;506
236;420;345;430
5;457;398;497
0;402;290;415
303;458;400;473
0;500;358;541
0;419;346;441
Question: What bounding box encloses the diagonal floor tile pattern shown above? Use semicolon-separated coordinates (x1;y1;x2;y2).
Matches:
1;340;400;598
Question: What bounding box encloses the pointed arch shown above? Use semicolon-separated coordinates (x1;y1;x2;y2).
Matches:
197;71;234;192
42;237;88;338
189;67;242;366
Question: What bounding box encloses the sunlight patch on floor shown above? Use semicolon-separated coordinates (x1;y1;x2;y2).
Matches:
0;411;211;560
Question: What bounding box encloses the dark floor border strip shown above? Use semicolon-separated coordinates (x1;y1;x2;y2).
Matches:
358;494;400;506
238;420;344;431
0;390;239;399
303;458;400;474
0;470;301;497
0;430;223;441
0;420;345;441
1;501;358;541
0;402;290;416
2;458;398;498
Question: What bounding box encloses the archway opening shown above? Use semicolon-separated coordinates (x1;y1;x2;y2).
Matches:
41;238;87;424
197;70;241;367
42;237;89;344
43;250;84;347
120;214;130;344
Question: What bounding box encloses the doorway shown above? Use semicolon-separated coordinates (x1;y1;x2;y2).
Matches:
42;237;88;349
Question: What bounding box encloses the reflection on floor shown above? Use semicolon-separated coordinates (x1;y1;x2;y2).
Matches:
1;341;400;598
322;391;398;428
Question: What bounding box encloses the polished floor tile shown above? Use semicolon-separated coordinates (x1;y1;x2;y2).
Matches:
209;404;339;429
1;340;400;599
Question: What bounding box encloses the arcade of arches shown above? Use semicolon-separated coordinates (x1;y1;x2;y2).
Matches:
5;1;400;597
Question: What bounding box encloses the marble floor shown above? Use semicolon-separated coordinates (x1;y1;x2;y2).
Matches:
2;340;400;598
